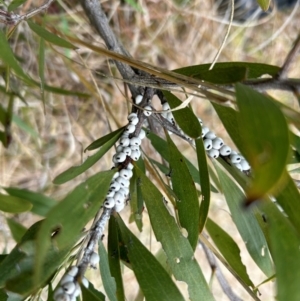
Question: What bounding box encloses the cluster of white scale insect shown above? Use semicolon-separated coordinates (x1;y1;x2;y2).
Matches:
161;102;251;172
54;95;250;301
53;266;89;301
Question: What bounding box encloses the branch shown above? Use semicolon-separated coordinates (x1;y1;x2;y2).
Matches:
200;240;243;301
79;0;142;97
0;0;54;24
242;78;300;93
276;34;300;79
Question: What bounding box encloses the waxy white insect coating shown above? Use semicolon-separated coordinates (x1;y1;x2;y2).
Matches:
201;126;209;137
90;252;100;268
212;137;224;149
54;293;70;301
205;131;217;140
235;163;243;171
143;105;152;116
240;159;251;171
230;154;242;164
219;145;232;156
119;169;130;179
122;147;132;156
131;150;140;161
127;112;138;121
54;287;65;299
104;197;115;208
115;152;127;162
130;137;141;146
138;129;146;139
62;282;76;295
115;202;125;212
67;266;78;277
120;137;130;147
109;181;121;191
60;275;74;286
127;162;134;170
135;94;143;104
203;138;213;150
82;277;89;288
129;116;139;125
207;148;219;158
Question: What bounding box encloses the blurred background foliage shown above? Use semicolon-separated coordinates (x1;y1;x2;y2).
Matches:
0;0;300;300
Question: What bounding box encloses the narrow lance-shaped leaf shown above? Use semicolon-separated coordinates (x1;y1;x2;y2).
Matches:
85;127;124;151
35;170;115;283
261;199;300;301
53;130;122;184
4;187;56;217
0;31;33;83
235;84;290;203
135;166;215;301
116;215;185;301
81;282;105;301
275;172;300;234
27;21;77;49
6;218;27;243
0;221;71;296
257;0;271;11
195;139;210;233
214;162;274;277
174;62;280;81
205;218;254;288
107;217;125;301
167;133;199;249
98;241;117;301
0;194;32;213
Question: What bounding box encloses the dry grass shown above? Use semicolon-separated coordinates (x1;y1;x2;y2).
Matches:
1;0;300;300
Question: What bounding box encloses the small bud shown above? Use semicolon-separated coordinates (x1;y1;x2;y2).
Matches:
125;124;136;134
212;138;224;150
230;154;242;164
104;197;115;208
207;149;220;158
62;282;76;295
143;106;152;116
219;145;231;156
67;266;78;277
205;131;216;140
135;95;143;104
203;139;213;150
128;113;138;121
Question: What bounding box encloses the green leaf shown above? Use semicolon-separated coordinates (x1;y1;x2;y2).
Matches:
98;241;117;301
275;172;300;234
81;282;105;301
85;127;124;151
53;131;121;184
214;162;274;277
0;221;71;296
212;102;242;149
116;215;185;301
205;218;254;288
27;21;77;49
135;167;215;301
257;0;271;10
42;84;90;97
147;132;218;192
0;31;32;83
174;62;280;83
167;133;199;249
4;187;56;216
163;91;202;138
6;218;27;243
261;199;300;301
0;289;8;301
129;168;143;231
0;194;32;213
8;0;26;11
235;84;290;201
12;115;39;139
108;218;125;301
195;139;210;233
35;170;115;283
